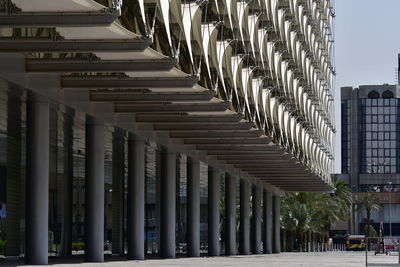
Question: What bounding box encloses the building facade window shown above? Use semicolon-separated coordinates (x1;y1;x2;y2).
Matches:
382;90;394;98
367;90;380;98
341;100;350;173
360;97;398;174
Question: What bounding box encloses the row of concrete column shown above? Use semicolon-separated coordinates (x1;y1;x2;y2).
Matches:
24;93;281;265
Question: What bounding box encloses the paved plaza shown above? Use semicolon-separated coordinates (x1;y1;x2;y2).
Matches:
0;252;398;267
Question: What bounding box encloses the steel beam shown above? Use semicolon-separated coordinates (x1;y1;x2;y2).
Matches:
261;183;321;188
216;154;284;159
277;183;328;187
281;185;327;188
153;122;254;131
225;160;301;165
0;11;119;27
114;101;230;113
196;145;283;151
285;189;331;192
208;151;284;156
250;172;311;176
90;90;215;102
170;129;264;138
237;163;304;168
273;186;329;190
267;180;326;185
258;175;323;180
253;177;314;181
256;179;317;183
26;58;176;72
0;38;150;52
184;137;271;145
224;159;293;164
257;178;317;182
136;113;243;123
61;75;199;88
262;183;320;187
266;182;323;189
239;167;304;171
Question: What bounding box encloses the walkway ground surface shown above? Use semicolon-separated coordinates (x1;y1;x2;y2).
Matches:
2;251;400;267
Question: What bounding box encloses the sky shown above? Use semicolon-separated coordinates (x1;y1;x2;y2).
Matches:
333;0;400;172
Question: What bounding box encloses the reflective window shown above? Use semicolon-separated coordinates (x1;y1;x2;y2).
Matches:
360;97;398;174
341;100;351;173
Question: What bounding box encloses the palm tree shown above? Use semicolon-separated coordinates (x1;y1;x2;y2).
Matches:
280;179;352;252
281;193;313;251
359;194;380;250
332;180;353;219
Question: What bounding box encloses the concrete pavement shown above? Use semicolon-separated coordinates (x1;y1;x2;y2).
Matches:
0;252;394;267
1;251;400;267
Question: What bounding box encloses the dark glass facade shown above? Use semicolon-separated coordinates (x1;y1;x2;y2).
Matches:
341;88;400;177
341;85;400;235
341;100;350;174
360;98;398;174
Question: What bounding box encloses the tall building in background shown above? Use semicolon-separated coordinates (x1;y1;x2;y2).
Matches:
341;84;400;236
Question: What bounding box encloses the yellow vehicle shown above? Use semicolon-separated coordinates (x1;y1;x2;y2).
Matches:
346;235;366;251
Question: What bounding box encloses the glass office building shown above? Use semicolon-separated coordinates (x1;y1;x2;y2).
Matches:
341;85;400;235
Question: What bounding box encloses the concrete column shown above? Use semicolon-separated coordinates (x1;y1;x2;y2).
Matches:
5;89;22;256
272;195;281;254
263;190;272;254
127;133;145;260
225;173;237;255
85;116;105;262
112;128;125;255
60;109;74;257
187;157;200;257
239;180;250;255
25;93;49;265
160;147;176;258
208;167;220;256
251;186;262;254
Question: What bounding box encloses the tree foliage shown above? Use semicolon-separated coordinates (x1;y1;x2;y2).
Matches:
281;180;352;251
358;193;380;249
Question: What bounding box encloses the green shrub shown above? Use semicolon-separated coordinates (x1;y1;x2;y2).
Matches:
72;242;85;251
